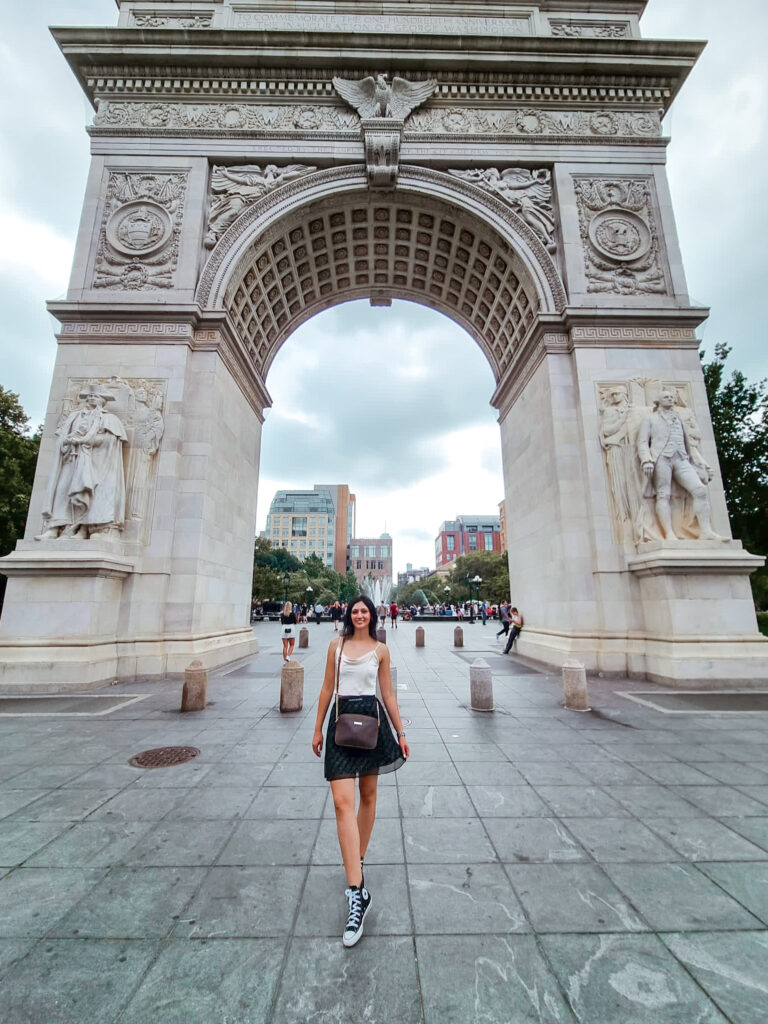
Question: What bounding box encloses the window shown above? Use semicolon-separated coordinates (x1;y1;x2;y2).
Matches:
468;534;477;550
356;560;362;569
466;525;478;532
380;546;390;558
446;535;455;551
378;561;383;570
365;545;377;558
351;545;360;557
292;517;307;537
484;533;494;550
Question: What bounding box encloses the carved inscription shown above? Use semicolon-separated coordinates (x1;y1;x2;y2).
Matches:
574;178;667;295
205;164;317;247
598;379;714;546
232;13;532;35
449;168;555;251
93;171;187;291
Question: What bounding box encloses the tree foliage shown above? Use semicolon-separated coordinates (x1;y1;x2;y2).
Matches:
252;538;360;605
0;387;40;607
446;552;511;605
702;343;768;607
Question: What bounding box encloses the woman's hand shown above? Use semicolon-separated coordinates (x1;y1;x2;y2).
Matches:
312;730;324;757
399;736;410;759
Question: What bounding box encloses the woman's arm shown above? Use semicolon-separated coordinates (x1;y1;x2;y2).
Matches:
377;645;410;759
312;638;340;756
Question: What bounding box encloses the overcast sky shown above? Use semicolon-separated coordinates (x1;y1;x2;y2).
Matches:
1;1;766;573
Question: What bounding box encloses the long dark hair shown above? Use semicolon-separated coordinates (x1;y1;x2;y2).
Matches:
342;594;377;638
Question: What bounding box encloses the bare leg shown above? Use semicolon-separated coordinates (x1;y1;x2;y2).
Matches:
288;638;295;658
330;778;363;886
357;774;379;858
282;639;289;661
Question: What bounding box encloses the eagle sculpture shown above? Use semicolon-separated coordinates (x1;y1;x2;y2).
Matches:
332;74;437;120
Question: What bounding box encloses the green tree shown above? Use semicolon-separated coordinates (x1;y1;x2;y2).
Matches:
0;387;40;608
702;344;768;608
447;552;511;605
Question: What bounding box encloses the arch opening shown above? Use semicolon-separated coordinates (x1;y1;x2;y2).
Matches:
204;170;561;384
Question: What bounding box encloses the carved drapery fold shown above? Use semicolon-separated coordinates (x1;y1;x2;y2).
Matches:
448;168;556;252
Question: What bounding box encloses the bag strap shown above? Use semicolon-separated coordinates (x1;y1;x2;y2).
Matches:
334;635;345;720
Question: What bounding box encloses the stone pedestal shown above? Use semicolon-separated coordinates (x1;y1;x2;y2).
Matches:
470;658;493;711
415;627;425;648
181;660;207;711
376;627;387;644
562;660;590;712
280;660;303;712
454;626;464;648
299;627;309;649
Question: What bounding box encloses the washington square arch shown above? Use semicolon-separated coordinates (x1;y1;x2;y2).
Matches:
0;0;766;691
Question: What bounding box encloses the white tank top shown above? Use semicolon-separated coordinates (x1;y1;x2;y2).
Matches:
337;643;382;697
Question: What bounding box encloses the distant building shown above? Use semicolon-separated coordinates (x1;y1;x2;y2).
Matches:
265;486;342;567
498;500;508;553
315;483;356;574
435;515;502;569
349;534;393;594
397;563;432;587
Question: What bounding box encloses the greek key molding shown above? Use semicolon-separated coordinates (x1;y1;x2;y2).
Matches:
571;326;698;344
59;322;193;339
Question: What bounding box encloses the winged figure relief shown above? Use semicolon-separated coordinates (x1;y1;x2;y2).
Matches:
332;74;438;120
204;164;317;246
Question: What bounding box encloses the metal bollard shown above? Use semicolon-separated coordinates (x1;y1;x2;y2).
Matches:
181;660;207;712
562;660;591;712
415;626;425;647
280;660;304;712
376;627;387;644
470;658;493;711
298;627;309;649
454;626;464;648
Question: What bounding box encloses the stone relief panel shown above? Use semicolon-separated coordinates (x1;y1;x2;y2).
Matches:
93;171;188;291
448;168;555;251
574;177;668;296
204;164;318;247
37;377;165;544
92;100;660;139
550;20;631;38
598;379;719;548
130;12;213;28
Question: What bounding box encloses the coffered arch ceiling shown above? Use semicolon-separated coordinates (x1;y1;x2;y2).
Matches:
200;167;565;383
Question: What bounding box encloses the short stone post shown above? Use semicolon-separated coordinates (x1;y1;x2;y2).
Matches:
298;627;309;649
280;660;304;712
415;626;425;647
376;627;387;643
454;626;463;648
181;660;207;712
470;658;493;711
563;660;590;712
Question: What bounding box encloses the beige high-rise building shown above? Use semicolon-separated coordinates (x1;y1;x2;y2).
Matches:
498;500;508;553
316;484;356;574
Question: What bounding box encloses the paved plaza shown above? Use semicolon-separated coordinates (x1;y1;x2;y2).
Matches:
1;619;767;1023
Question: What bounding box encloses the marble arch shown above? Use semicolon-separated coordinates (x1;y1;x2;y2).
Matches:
200;166;565;381
1;0;766;690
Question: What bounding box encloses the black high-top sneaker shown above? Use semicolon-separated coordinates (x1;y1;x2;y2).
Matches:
342;884;371;947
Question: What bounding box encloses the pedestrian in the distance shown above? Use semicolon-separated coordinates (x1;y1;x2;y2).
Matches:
330;601;342;631
280;601;297;662
389;600;398;628
496;601;510;639
311;595;409;947
377;601;387;627
314;601;324;625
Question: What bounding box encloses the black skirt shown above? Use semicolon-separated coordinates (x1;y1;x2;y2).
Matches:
324;695;406;781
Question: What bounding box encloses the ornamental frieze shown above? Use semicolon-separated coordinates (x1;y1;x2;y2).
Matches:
93;170;188;291
205;164;318;247
448;168;556;252
550;20;631;39
130;13;213;28
93;100;660;139
573;177;668;296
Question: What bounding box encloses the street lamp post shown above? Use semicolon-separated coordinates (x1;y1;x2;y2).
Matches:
473;575;483;624
467;574;482;622
444;585;450;616
306;585;313;615
283;574;289;603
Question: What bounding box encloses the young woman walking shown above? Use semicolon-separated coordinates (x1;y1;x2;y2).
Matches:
312;595;409;947
280;601;297;662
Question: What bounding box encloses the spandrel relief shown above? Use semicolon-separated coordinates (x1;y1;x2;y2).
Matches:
37;377;166;544
598;379;723;548
448;168;555;251
205;164;317;247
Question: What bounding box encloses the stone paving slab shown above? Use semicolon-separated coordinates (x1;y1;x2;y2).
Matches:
0;618;767;1021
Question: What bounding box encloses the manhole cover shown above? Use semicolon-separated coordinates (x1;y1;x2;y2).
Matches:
129;746;200;769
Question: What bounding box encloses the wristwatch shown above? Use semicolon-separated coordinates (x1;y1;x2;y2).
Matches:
396;730;406;738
